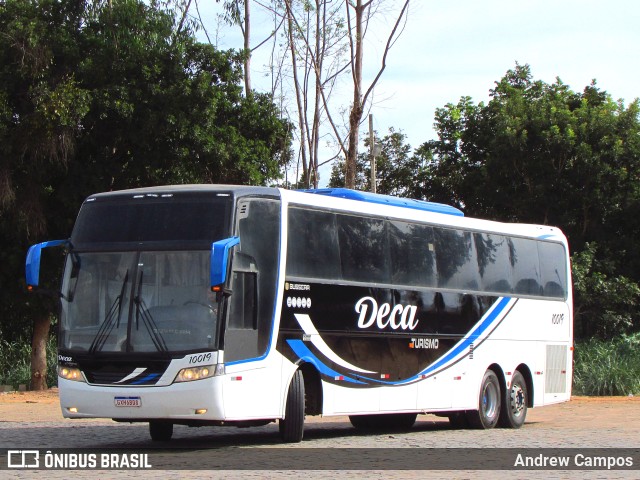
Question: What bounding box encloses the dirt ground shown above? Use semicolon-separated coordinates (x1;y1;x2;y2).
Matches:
1;387;638;426
0;388;62;423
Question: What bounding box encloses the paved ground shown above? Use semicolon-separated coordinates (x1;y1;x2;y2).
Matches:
0;389;639;479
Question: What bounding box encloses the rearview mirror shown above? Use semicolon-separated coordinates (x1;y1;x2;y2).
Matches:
210;236;240;288
25;239;67;289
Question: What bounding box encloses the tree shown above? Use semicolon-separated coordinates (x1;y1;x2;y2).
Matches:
417;64;640;338
215;0;286;95
214;1;412;188
281;0;350;188
329;127;420;195
343;0;410;189
0;0;291;388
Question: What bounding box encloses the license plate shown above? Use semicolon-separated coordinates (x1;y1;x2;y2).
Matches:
114;396;141;407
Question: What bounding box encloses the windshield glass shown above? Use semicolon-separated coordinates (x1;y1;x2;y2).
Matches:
71;194;229;249
60;251;218;353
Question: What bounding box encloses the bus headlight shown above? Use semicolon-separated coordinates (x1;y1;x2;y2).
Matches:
175;365;215;383
58;366;84;382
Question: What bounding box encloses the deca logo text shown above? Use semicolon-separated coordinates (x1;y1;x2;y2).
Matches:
355;296;419;331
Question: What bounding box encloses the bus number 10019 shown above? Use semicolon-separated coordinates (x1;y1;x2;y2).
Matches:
189;353;212;364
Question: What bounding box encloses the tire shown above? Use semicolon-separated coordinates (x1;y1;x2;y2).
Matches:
279;369;305;443
149;421;173;441
391;413;417;430
349;414;373;430
499;371;528;429
447;411;470;429
466;370;501;429
349;413;417;431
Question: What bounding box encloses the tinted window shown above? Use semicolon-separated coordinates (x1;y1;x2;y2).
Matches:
225;199;280;362
285;207;567;300
435;228;479;290
475;233;512;294
287;209;341;279
538;241;567;298
510;237;542;295
389;221;437;287
337;214;389;283
72;196;229;246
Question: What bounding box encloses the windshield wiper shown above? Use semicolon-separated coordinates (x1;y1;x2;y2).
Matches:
88;270;129;354
134;271;169;354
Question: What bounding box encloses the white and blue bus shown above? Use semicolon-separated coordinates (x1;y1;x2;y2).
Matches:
26;185;572;442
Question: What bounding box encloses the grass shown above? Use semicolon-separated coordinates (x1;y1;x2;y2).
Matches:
0;336;58;389
573;333;640;396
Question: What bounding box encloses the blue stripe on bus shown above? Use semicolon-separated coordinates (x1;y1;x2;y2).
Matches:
416;296;512;378
287;339;366;385
288;297;511;387
131;373;160;385
360;296;512;386
301;188;464;217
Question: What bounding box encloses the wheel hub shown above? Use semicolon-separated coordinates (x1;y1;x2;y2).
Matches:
510;385;525;416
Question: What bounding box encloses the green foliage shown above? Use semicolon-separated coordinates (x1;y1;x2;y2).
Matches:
573;333;640;396
0;336;58;389
329;128;427;196
572;243;640;338
416;64;640;339
0;0;291;342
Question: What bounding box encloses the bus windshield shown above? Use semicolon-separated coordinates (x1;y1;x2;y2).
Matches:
60;250;218;353
59;191;233;355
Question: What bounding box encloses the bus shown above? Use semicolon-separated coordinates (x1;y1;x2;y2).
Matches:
25;185;573;442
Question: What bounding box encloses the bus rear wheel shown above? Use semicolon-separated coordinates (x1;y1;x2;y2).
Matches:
467;370;501;429
499;371;528;428
279;369;305;443
149;421;173;441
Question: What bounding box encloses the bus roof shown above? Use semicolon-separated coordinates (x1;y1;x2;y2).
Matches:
300;188;464;217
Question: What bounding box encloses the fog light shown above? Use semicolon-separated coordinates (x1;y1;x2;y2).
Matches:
195;409;207;415
67;407;78;413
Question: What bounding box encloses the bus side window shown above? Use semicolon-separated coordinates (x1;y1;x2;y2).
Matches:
224;199;280;362
474;233;513;295
228;252;258;330
389;221;437;288
337;214;389;284
538;241;567;299
287;208;340;280
510;237;542;296
435;228;479;291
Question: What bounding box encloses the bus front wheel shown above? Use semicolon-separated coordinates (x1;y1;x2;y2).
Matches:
149;421;173;441
467;370;501;429
279;369;305;443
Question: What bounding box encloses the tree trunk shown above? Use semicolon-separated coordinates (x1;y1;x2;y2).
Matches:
345;0;365;189
244;0;252;94
30;314;51;391
346;104;362;188
285;0;310;187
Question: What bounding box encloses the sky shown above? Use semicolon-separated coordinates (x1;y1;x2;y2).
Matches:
198;0;640;185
